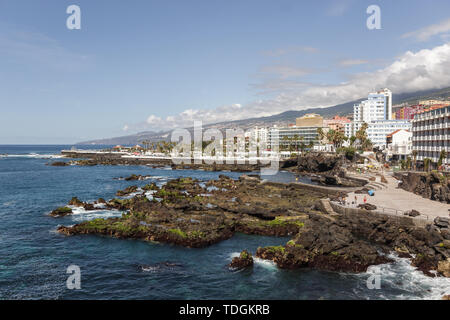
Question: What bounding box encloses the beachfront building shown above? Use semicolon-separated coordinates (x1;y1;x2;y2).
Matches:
323;115;351;134
353;88;392;123
344;122;353;138
419;100;450;107
394;105;423;120
386;129;412;161
411;105;450;165
268;126;322;151
295;113;324;127
245;126;268;145
352;88;393;137
349;88;412;148
366;120;411;148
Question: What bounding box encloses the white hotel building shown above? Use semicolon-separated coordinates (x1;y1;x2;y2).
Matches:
411;105;450;164
349;88;411;148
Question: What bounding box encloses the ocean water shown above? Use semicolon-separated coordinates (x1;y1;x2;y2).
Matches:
0;145;449;300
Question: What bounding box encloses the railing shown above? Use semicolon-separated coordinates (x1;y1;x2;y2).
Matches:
330;201;430;221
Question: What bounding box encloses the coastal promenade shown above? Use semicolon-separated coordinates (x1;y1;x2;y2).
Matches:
345;172;450;220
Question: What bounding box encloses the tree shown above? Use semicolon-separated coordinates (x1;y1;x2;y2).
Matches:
326;129;347;150
412;150;418;171
299;142;306;154
355;123;371;150
400;159;406;170
424;158;431;172
406;156;412;170
438;149;447;168
317;128;325;143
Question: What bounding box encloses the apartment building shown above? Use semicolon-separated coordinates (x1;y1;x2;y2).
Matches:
386;129;412;161
412;106;450;164
353;88;392;123
366;120;412;147
245;126;268;145
295;114;324;127
323;115;351;134
267;126;321;150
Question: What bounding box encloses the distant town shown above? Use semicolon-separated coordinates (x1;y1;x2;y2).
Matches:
77;88;450;171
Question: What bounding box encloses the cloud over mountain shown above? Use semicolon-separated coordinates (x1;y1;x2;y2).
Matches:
136;42;450;131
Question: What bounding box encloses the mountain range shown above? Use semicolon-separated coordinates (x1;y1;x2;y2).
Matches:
77;86;450;145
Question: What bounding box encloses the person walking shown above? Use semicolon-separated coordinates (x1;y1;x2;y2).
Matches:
363;196;367;204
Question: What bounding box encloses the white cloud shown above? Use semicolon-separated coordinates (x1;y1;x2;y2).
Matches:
402;18;450;41
134;43;450;131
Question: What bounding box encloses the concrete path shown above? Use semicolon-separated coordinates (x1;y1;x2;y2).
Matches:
346;172;450;220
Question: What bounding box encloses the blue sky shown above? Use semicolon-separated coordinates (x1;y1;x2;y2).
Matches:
1;0;450;143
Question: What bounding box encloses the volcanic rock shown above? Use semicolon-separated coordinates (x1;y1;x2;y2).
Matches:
229;250;254;270
50;206;73;217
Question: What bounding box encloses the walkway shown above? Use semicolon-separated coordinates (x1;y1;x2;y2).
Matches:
346;172;450;220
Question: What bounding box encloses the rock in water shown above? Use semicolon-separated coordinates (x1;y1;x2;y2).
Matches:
116;185;138;196
50;206;73;217
229;250;253;270
83;203;95;211
50;161;69;167
125;174;152;181
68;197;84;207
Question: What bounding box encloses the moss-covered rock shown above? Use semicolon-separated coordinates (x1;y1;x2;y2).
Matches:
229;250;253;270
50;206;73;217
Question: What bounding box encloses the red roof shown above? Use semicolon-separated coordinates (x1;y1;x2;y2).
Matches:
386;129;409;138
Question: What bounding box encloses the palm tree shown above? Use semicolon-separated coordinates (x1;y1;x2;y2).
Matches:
326;130;347;151
438;149;447;168
412;150;418;171
424;158;431;172
317;128;325;143
355;123;369;150
406;157;412;170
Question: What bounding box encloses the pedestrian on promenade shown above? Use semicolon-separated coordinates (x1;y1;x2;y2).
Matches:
363;196;367;204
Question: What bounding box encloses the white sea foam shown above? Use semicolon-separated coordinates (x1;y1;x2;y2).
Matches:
141;266;158;272
150;176;168;180
360;253;450;300
69;206;123;222
2;153;64;159
229;252;278;270
253;257;278;270
145;190;157;200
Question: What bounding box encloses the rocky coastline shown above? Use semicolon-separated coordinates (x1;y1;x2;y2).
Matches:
395;171;450;204
54;151;365;188
54;174;450;277
282;152;367;188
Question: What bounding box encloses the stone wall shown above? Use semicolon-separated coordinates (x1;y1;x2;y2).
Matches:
329;201;430;228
